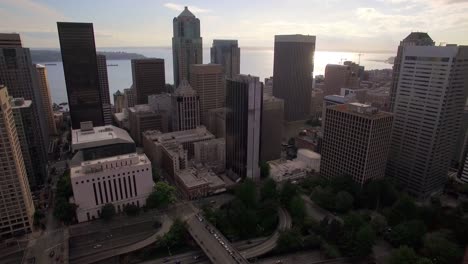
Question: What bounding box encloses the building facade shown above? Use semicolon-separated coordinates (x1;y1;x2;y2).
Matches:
204;108;226;138
113;90;125;113
273;34;315;121
190;64;224;123
35;64;57;135
57;22;104;129
132;58;166;104
260;95;284;163
172;7;202;87
194;138;226;173
323;63;360;96
96;54;112;125
172;80;200;131
128;104;169;145
386;45;468;198
321;103;393;186
0;86;34;239
226;75;262;180
123;87;136;109
210;40;240;79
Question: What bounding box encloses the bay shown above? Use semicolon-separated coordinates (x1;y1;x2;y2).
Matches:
38;47;394;104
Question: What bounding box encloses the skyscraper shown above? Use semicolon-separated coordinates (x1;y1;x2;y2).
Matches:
260;95;284;163
273;34;315;121
323;63;360;96
172;6;202;87
210;40;240;79
387;44;468;198
0;86;34;239
35;64;57;135
389;32;435;112
0;33;48;184
172;80;200;131
113;90;125;113
96;54;112;125
226;75;262;181
190;64;224;123
132;58;166;104
57;22;104;129
321;103;393;186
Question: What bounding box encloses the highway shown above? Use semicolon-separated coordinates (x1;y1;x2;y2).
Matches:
187;214;249;264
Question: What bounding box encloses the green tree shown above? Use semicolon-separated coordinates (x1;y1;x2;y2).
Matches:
33;211;45;227
387;195;418;226
276;229;303;253
388;220;426;248
326;219;343;242
321;241;341;258
146;182;176;209
335;191;354;213
100;203;116;221
123;204;140;216
161;219;188;248
388;246;420;264
235;179;257;208
288;195;306;222
260;178;278;202
53;198;77;224
311;186;335;210
260;162;270;179
280;181;298;207
354;224;376;257
152;168;160;182
330;175;359;197
422;232;463;264
371;214;388;235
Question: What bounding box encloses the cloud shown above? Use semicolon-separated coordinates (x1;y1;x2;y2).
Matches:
163;3;212;13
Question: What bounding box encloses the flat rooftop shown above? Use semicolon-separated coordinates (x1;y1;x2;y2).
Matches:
71;153;150;178
143;126;214;144
72;125;134;151
329;103;393;119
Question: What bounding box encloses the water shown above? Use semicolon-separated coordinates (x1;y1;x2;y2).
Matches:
39;47;394;104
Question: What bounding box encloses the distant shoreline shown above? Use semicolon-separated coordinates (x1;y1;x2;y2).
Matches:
31;50;146;63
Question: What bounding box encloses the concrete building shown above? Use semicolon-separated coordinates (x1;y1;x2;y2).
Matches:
386;44;468;198
96;54;112;125
204;108;226;138
35;64;57;135
70;123;152;222
175;166;226;200
321;94;356;128
260;95;284;163
310;88;324;119
0;86;34;239
273;35;315;121
172;80;200;131
0;33;48;185
57;22;104;129
321;103;393;186
226;75;262;181
210;40;240;79
128;104;169;146
268;149;320;183
323;63;360;96
194;138;226;173
390;32;435;112
148;93;172;113
142;127;214;179
113;90;125;113
123;87;136;109
190;64;224;123
264;77;273;97
132;58;166;104
297;149;321;172
172;6;202;87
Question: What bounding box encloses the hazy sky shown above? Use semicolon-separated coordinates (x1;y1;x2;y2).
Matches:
1;0;468;52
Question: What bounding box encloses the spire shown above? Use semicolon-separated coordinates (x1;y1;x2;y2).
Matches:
178;6;195;17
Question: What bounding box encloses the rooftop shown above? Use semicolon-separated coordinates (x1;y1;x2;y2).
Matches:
174;80;197;96
298;149;321;159
178;6;195;18
176;166;225;190
329;103;393;119
275;34;316;43
72;125;134;151
324;95;347;103
71;153;150;178
11;98;32;109
143;126;214;144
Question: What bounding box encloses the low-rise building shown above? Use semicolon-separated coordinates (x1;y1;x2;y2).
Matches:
174;166;226;200
194;138;225;173
128;104;169;145
268;149;321;182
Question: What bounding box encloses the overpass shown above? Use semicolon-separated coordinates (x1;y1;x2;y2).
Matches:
186;214;249;264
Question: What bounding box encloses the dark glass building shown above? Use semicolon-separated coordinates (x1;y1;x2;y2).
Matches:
57;22;104;129
131;58;166;104
273;34;315;122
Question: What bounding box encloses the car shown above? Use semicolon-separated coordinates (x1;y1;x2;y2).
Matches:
93;244;102;249
193;255;200;260
210;200;216;204
214;233;219;238
49;251;55;258
220;241;225;245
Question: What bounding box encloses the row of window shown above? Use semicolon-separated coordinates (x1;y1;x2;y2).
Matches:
92;175;139;206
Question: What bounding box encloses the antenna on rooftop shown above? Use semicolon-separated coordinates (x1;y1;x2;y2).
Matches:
358;53;364;65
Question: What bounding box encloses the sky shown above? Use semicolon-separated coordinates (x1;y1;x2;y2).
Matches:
1;0;468;52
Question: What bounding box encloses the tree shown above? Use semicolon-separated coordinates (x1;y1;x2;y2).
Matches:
123;204;140;216
100;203;116;221
370;214;388;235
260;162;270;179
161;219;188;248
326;219;343;242
288;195;306;222
321;241;341;259
388;220;426;248
276;229;303;253
311;186;335;210
354;224;376;257
330;175;359;197
235;179;257;208
33;211;45;227
146;182;176;209
422;232;463;264
260;178;278;202
53;198;77;224
387;195;418;226
335;191;354;213
280;181;298;207
388;246;420;264
152;168;160;182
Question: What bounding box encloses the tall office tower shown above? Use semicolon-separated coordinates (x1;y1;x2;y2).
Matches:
128;104;169;145
172;80;200;131
0;33;48;184
260;95;284;163
0;86;34;239
452;106;468;168
273;35;315;122
321;103;393;186
323;63;360;96
35;64;57;135
190;64;224;123
387;45;468;198
264;77;273;96
389;32;435;112
210;40;240;79
123;87;136;109
57;22;104;129
96;54;112;125
132;58;166;104
113;90;125;113
172;6;202;87
226;75;262;181
461;153;468;183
